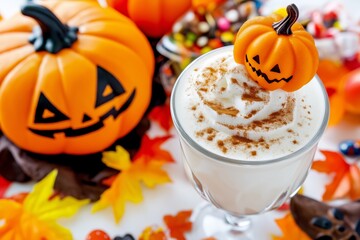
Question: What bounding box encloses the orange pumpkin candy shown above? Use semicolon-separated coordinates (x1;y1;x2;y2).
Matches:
0;1;154;155
234;4;319;92
107;0;192;38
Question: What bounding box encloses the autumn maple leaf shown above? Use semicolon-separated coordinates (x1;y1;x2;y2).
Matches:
139;226;167;240
272;213;310;240
0;170;89;240
134;135;174;164
93;145;172;222
0;176;10;198
312;150;360;201
148;104;172;132
163;210;192;240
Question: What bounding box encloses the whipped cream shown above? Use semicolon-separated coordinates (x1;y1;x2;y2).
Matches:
175;47;325;160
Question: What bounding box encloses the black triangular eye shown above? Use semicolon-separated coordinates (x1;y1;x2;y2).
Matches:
270;64;281;73
253;55;260;64
34;92;69;123
95;66;125;108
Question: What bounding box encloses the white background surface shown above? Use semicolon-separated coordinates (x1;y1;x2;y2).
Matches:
0;0;359;239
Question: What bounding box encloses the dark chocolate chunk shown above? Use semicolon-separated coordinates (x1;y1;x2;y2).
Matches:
290;194;360;239
114;234;135;240
311;217;332;229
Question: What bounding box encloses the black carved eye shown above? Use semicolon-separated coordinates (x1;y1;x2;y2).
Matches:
348;235;357;240
95;66;125;107
311;217;332;229
34;92;69;123
252;55;260;64
271;64;281;73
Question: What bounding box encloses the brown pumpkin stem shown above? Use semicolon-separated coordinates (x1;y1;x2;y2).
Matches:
21;3;78;54
272;4;299;35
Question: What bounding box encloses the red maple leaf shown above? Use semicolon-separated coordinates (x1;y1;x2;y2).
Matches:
134;135;174;164
0;176;11;198
312;150;360;201
148;104;172;132
163;210;192;240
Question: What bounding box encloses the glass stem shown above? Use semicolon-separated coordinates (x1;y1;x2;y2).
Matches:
224;213;252;232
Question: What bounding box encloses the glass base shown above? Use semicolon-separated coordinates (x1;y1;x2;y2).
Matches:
187;202;254;240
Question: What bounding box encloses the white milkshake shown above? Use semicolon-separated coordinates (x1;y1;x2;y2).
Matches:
171;46;329;215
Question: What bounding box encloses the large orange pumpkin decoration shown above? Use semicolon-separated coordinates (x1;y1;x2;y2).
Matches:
106;0;192;38
234;4;319;92
0;1;154;155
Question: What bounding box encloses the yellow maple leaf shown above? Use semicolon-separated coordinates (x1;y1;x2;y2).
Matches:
272;213;310;240
93;145;171;223
0;170;89;240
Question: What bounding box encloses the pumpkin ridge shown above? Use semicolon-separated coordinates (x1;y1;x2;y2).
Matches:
289;37;318;80
0;46;35;82
76;34;152;77
78;22;153;75
0;42;28;56
247;31;278;65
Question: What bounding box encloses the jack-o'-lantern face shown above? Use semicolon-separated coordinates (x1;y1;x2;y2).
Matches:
29;66;135;138
0;2;154;155
245;54;293;90
234;4;319;92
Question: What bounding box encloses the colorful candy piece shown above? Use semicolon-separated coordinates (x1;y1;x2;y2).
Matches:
198;21;210;33
86;230;111;240
217;17;231;31
339;140;360;157
197;36;209;47
225;9;240;22
220;31;234;44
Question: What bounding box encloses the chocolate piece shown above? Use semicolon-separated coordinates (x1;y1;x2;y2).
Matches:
290;194;360;240
114;234;135;240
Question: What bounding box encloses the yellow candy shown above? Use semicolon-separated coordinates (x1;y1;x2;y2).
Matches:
221;31;234;43
201;46;212;54
173;33;185;43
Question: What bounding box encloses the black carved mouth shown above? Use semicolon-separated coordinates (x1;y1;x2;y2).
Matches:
245;55;293;83
28;89;136;138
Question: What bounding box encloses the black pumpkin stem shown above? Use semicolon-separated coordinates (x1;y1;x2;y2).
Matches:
272;4;299;35
21;3;78;54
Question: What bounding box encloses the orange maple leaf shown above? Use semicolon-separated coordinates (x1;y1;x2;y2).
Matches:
134;135;174;164
312;150;360;201
93;146;172;222
163;210;192;240
272;213;310;240
148;104;173;132
139;226;167;240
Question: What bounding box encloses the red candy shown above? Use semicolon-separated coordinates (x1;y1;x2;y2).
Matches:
86;230;111;240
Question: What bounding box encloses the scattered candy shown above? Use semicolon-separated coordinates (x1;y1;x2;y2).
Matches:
86;230;111;240
339;140;360;157
225;9;239;22
217;17;231;31
158;0;260;71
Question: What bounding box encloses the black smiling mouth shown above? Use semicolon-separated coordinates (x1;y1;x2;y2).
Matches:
28;89;136;138
245;55;293;83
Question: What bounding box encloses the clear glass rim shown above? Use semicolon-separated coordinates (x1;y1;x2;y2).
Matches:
170;46;330;165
